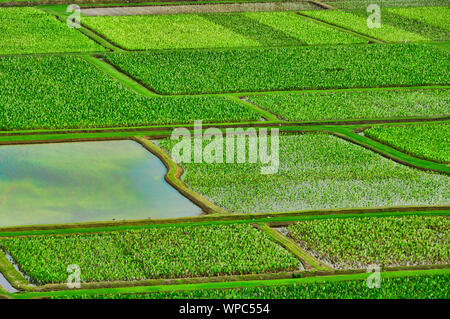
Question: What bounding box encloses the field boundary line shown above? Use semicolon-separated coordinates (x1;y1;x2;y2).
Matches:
133;137;229;215
331;128;450;175
1;115;448;137
295;12;385;43
143;84;450;97
255;224;332;271
229;96;280;121
82;55;160;97
0;207;448;237
308;0;334;10
39;6;125;52
0;251;31;292
10;267;450;299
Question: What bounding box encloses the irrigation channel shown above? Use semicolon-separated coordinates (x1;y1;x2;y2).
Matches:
0;140;201;227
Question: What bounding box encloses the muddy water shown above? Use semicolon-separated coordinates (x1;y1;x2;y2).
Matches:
0;140;200;227
0;271;18;293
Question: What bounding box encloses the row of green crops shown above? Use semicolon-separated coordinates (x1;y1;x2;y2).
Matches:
303;7;450;42
0;55;260;130
83;11;362;50
247;89;449;121
0;224;300;285
158;133;449;213
326;0;449;10
104;44;449;94
0;8;104;55
53;274;450;299
286;216;449;269
365;123;450;164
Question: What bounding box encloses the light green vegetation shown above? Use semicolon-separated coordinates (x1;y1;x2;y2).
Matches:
159;134;450;213
0;224;300;284
247;89;450;121
202;12;363;46
0;8;103;55
365;123;450;164
0;55;260;130
104;44;449;94
53;273;450;299
325;0;447;10
0;141;201;227
83;14;258;50
286;216;450;269
303;7;449;42
83;11;362;50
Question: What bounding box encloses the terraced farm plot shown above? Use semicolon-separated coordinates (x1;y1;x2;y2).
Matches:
302;7;450;42
83;14;259;50
247;89;450;121
365;123;450;164
83;12;363;50
0;7;104;55
0;224;301;285
0;55;260;130
54;273;450;299
159;134;450;213
202;12;363;46
104;44;449;94
285;216;450;269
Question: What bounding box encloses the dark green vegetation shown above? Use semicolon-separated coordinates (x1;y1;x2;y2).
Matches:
159;134;449;213
0;224;300;285
0;8;103;55
247;89;449;121
0;55;260;130
104;44;449;94
365;123;450;164
286;216;450;269
53;273;450;299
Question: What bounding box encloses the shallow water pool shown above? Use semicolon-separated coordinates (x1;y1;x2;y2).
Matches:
0;140;200;227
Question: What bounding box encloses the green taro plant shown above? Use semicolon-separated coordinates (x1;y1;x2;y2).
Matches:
365;123;450;164
54;273;450;299
0;55;260;131
158;133;449;213
0;7;104;55
286;216;450;269
104;44;449;94
0;224;301;285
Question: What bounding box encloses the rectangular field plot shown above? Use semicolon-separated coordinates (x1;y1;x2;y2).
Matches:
285;216;450;269
159;134;449;213
104;44;449;94
0;224;301;284
365;123;450;164
247;89;450;121
53;273;450;299
0;8;104;55
0;140;200;227
302;7;450;42
0;55;260;130
82;12;363;50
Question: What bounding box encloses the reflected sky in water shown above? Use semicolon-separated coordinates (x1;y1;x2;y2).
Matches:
0;141;200;227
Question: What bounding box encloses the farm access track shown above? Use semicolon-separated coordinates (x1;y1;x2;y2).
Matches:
0;2;448;299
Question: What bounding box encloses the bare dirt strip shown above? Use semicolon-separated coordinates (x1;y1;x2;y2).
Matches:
81;1;320;16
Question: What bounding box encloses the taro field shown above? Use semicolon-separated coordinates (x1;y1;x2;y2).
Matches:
0;0;448;302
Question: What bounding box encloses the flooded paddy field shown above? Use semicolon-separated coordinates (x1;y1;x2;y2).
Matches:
0;140;200;227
